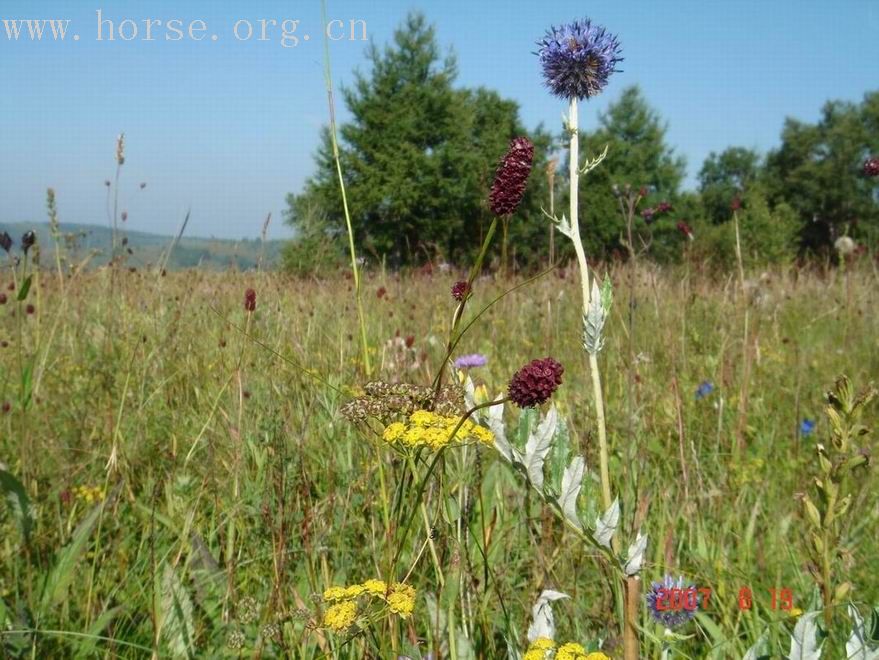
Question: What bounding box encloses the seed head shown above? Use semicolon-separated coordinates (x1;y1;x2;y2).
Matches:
451;280;470;301
508;357;564;408
116;133;125;165
21;231;36;254
489;137;535;216
0;232;11;253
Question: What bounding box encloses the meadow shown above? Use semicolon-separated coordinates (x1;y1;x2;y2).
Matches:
1;256;877;658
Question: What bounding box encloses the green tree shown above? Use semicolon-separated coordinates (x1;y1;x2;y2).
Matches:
765;91;879;251
284;12;550;271
577;85;686;258
698;147;763;225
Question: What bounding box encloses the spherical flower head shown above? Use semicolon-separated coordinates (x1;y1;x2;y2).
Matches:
323;600;358;632
641;207;656;224
244;288;257;312
489;137;535;216
508;357;564;408
454;353;488;369
863;156;879;177
0;231;12;253
451;280;471;301
800;418;816;436
646;575;699;628
537;19;623;100
21;231;36;254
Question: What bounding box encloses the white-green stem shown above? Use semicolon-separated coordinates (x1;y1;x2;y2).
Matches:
566;99;613;518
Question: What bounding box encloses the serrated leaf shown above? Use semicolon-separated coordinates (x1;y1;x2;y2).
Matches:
523;406;557;491
558;457;585;530
0;468;34;545
158;563;196;659
624;530;648;576
526;589;569;643
742;631;769;660
594;499;620;548
789;610;823;660
847;604;879;659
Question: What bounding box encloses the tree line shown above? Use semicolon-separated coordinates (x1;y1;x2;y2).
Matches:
283;13;879;273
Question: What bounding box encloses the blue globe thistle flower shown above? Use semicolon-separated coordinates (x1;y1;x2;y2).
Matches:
645;575;699;628
536;19;623;100
800;418;816;436
695;381;714;400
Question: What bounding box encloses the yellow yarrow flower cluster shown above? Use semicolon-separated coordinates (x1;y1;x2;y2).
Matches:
323;600;357;632
321;579;416;631
73;485;105;504
382;410;493;450
523;639;608;660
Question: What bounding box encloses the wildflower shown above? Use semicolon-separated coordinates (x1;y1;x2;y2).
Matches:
0;293;6;305
26;304;36;315
377;286;387;299
237;596;260;624
524;637;557;660
695;380;714;400
116;133;125;165
676;221;694;240
382;410;494;450
226;629;246;650
361;579;387;596
21;231;36;254
0;232;11;252
508;357;564;408
556;642;588;660
1;402;10;414
489;137;535;216
656;200;673;214
323;601;358;632
261;622;280;640
385;583;417;619
454;353;488;369
731;195;742;211
322;586;350;602
641;207;655;223
834;236;856;256
73;485;105;504
536;19;623;100
451;280;470;301
584;654;610;660
863;156;879;177
646;575;699;628
800;418;816;436
789;607;804;618
244;288;256;312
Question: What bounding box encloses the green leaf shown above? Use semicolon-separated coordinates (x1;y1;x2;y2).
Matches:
158;562;197;659
16;275;32;302
0;467;34;544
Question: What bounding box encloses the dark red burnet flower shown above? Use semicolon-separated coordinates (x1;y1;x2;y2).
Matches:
730;195;742;211
244;288;257;312
0;293;6;305
677;221;694;240
508;357;564;408
1;401;10;414
656;201;673;214
451;280;470;302
864;157;879;177
25;304;35;315
489;137;535;216
377;286;387;299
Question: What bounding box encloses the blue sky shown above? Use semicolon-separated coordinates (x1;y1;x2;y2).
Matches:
1;0;877;239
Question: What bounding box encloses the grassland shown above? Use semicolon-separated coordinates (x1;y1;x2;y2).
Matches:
0;259;877;658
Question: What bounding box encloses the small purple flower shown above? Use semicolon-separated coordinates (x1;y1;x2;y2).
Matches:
646;575;699;628
537;19;623;100
656;201;673;215
454;354;488;369
800;418;816;436
641;208;656;224
695;381;714;400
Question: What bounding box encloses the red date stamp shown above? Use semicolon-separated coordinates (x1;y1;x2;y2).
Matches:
656;587;795;611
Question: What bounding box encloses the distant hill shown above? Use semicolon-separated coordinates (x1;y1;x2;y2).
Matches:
0;222;284;270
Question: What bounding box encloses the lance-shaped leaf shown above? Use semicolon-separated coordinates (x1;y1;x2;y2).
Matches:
558;457;585;530
594;499;620;549
526;589;569;643
583;280;607;355
487;397;521;465
624;530;648;576
523;406;558;491
789;610;823;660
0;468;34;545
847;604;879;660
462;375;477;410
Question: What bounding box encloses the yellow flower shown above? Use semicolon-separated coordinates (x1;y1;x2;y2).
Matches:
410;410;435;426
790;607;803;618
361;579;387;596
584;653;611;660
556;642;588;660
323;601;357;632
322;586;349;602
382;410;493;451
386;583;416;618
524;637;557;660
383;422;406;443
343;584;366;599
